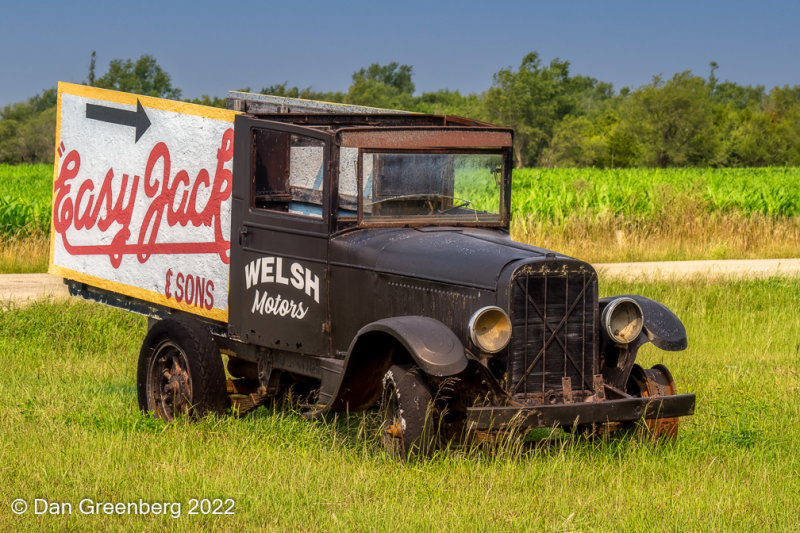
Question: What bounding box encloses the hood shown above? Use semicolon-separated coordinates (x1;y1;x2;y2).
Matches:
329;227;574;290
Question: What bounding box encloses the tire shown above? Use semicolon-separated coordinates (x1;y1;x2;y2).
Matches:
380;365;439;459
626;363;680;440
137;318;227;421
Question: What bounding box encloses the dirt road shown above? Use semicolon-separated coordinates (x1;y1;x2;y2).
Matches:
594;257;800;280
0;273;70;304
1;258;799;306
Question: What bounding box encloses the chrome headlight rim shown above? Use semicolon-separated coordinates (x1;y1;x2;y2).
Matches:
602;297;644;345
468;305;512;354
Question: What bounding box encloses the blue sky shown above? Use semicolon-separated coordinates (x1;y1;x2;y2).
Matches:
1;0;798;107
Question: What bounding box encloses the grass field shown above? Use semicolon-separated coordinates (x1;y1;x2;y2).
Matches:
0;234;49;273
1;278;798;531
513;212;800;263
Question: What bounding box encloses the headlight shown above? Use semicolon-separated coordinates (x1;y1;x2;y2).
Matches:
468;306;512;354
602;297;644;344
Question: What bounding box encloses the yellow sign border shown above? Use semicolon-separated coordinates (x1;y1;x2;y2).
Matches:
57;82;237;121
49;82;236;323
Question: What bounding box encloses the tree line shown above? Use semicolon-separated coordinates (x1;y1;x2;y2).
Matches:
2;52;799;168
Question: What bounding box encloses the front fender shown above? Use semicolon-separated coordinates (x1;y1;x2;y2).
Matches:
316;316;467;414
357;316;468;376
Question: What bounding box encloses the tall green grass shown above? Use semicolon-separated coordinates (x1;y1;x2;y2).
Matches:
0;278;799;531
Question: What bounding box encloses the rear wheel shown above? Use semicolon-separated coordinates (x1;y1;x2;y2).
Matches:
626;363;680;439
380;365;439;459
137;318;227;421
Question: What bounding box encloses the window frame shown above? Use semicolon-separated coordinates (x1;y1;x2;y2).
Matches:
353;147;511;228
244;119;335;233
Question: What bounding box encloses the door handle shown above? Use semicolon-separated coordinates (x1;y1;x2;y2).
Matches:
238;226;248;246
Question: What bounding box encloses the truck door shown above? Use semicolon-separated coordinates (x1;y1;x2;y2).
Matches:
229;116;331;355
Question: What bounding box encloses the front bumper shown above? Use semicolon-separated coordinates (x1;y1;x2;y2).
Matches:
466;393;695;430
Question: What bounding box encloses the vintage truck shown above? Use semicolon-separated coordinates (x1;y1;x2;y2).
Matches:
51;83;694;457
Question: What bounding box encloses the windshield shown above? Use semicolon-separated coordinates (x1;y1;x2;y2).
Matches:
351;152;504;223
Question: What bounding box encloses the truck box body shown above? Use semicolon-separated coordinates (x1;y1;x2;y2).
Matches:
51;83;236;321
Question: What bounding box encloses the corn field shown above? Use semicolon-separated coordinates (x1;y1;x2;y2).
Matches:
0;164;52;235
1;164;799;237
511;167;800;221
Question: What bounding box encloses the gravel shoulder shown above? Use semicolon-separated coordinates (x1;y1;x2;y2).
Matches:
1;258;799;305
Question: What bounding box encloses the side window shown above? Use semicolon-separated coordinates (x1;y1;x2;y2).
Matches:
253;130;325;218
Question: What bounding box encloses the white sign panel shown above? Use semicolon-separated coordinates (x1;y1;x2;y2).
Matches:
50;83;237;321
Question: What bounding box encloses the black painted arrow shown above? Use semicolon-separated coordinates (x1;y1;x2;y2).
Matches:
85;99;151;143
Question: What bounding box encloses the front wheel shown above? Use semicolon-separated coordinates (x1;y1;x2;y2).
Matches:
626;363;680;439
137;318;227;421
380;365;439;459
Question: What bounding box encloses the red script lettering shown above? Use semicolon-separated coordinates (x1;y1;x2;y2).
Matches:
53;129;234;268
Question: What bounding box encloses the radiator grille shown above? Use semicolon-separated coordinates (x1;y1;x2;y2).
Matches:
508;263;598;403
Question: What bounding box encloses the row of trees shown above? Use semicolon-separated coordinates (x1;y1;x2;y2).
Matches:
2;53;799;167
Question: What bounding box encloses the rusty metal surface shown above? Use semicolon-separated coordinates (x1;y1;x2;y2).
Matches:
327;227;507;376
241;113;496;130
628;364;681;439
146;340;193;420
507;261;599;403
228;91;416;115
252;114;450;128
337;128;513;149
599;333;647;391
465;393;696;430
